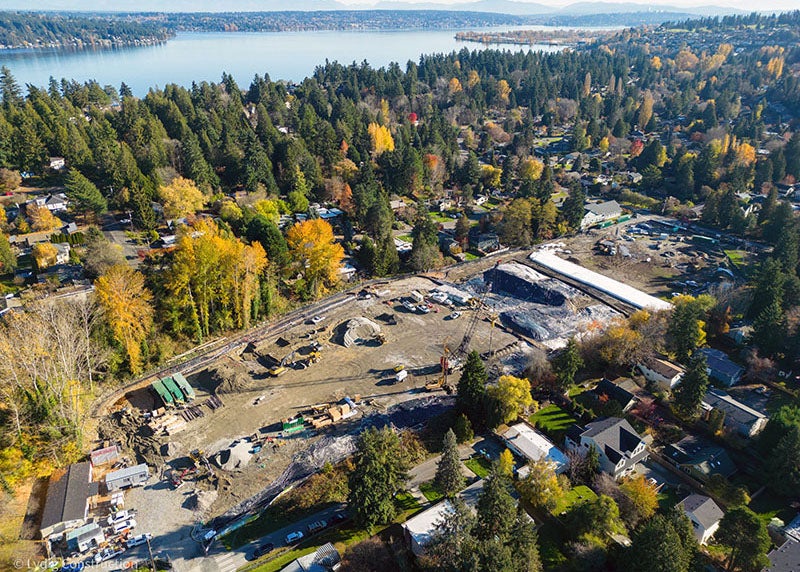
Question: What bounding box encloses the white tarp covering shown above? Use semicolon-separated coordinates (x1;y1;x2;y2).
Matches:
529;250;673;311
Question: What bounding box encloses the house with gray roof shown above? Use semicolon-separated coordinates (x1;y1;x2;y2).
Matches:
40;461;99;539
699;348;744;387
664;434;736;482
679;494;724;545
565;417;647;478
580;200;622;229
279;542;341;572
593;378;638;413
766;539;800;572
701;388;767;438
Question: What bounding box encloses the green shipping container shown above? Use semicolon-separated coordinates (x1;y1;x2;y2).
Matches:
172;372;195;400
162;376;185;403
618;214;632;222
151;379;173;406
282;417;305;433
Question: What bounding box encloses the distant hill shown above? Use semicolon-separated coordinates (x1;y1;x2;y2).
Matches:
0;0;744;16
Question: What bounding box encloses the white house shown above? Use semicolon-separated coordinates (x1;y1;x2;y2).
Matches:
638;358;685;390
565;417;648;478
580;200;622;230
679;494;724;545
475;195;489;206
501;421;568;475
49;157;66;171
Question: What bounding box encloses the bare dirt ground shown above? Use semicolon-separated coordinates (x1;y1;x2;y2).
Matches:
98;274;521;562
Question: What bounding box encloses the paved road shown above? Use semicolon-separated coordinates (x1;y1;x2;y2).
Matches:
186;504;347;572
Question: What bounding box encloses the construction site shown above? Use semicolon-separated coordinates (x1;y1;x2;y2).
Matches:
86;216;737;568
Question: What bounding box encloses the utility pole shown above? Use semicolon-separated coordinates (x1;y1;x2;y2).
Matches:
145;535;156;571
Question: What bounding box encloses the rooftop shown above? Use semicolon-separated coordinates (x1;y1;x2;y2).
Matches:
642;357;684;379
585;200;622;217
702;389;766;427
40;462;98;533
502;422;567;471
665;434;737;478
679;494;724;530
766;539;800;572
403;480;484;551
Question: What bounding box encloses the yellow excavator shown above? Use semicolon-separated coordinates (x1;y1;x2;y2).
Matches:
425;345;452;393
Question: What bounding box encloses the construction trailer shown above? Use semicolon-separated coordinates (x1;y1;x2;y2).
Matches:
172;372;195;401
105;463;150;492
66;522;105;553
151;379;174;407
161;377;185;404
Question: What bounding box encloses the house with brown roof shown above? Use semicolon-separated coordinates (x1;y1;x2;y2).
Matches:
638;357;685;390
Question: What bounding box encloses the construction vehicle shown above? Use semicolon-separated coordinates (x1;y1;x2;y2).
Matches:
375;333;387;345
268;365;287;377
425;345;453;393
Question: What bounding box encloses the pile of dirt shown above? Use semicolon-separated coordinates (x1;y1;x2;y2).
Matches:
339;317;381;347
214;441;252;471
208;360;252;395
98;410;162;467
188;489;218;514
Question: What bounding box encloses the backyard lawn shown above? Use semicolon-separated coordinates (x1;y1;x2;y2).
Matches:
551;485;597;516
529;404;578;441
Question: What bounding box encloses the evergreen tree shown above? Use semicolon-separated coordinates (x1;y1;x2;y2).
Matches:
751;300;786;357
622;514;693;572
552;337;583;391
561;184;586;231
457;350;488;428
672;352;709;418
453;414;474;443
65;168;107;218
475;468;516;542
716;506;771;572
765;425;800;496
0;232;16;274
435;429;465;497
347;426;409;529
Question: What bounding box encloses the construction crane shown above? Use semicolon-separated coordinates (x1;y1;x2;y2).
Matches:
450;281;492;366
425;344;453;393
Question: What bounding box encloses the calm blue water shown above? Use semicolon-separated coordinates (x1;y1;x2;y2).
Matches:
0;28;562;95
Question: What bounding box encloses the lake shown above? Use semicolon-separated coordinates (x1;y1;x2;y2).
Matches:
0;28;563;95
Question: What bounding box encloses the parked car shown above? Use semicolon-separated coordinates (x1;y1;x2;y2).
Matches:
307;519;327;533
249;542;275;560
125;533;152;548
111;519;136;534
417;305;430;314
309;315;326;324
285;531;304;544
93;548;122;564
448;311;462;320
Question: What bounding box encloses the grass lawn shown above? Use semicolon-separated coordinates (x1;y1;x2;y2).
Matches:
430;212;453;223
724;249;747;270
464;252;479;261
419;481;445;503
464;455;492;479
551;485;597;516
250;493;423;572
529;404;578;441
536;521;568;570
657;485;683;511
396;234;413;243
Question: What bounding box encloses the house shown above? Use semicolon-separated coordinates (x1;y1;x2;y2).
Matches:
766;539;800;572
105;463;149;492
49;157;66;171
593;378;638;413
565;417;648;478
638;357;684;390
65;522;104;553
279;542;341;572
701;389;767;438
664;434;737;482
501;421;568;475
403;480;484;557
468;230;501;254
699;348;744;387
54;243;71;265
580;200;622;230
389;199;406;211
62;222;79;235
40;461;99;539
678;494;724;545
437;198;453;211
475;195;489;206
36;193;69;213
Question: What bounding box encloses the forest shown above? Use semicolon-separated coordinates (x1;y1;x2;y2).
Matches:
0;12;171;50
1;10;800;503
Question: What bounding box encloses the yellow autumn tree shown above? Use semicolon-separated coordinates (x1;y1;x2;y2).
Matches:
496;79;511;105
766;56;784;79
367;122;395;156
620;474;659;520
467;69;480;88
481;165;502;188
488;374;536;424
637;91;654;130
32;242;58;268
448;77;463;95
95;264;154;374
498;448;514;477
650;56;662;70
28;205;62;232
286;219;344;298
519;157;545;182
158;176;206;220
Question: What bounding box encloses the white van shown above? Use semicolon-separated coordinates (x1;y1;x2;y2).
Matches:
126;533;152;548
107;510;130;526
